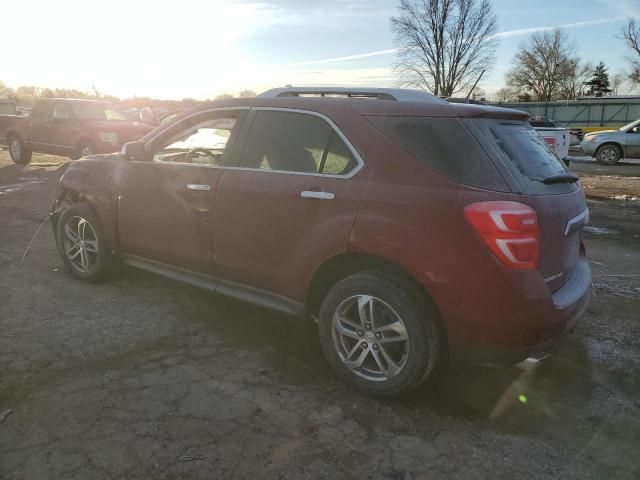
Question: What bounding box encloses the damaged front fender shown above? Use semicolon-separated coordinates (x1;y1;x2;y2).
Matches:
50;154;129;250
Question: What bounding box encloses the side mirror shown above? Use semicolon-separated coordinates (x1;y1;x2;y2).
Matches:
121;141;145;160
139;107;157;125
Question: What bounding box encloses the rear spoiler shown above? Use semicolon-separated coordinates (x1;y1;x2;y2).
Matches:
450;103;530;121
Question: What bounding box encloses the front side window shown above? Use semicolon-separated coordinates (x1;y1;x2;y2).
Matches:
72;103;127;121
153;115;238;166
52;103;70;119
241;110;358;175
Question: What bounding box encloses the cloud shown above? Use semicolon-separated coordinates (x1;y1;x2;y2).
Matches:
289;16;634;68
493;17;632;39
290;49;398;66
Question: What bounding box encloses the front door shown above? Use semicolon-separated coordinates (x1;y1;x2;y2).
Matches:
117;109;247;272
625;124;640;157
213;109;369;302
28;101;53;148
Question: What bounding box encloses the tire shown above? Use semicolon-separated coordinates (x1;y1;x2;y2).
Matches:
56;203;113;282
318;271;442;397
76;140;95;159
8;135;32;164
595;144;622;165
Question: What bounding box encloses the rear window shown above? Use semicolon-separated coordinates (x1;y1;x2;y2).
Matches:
367;116;507;190
0;103;16;115
530;121;556;128
489;123;566;180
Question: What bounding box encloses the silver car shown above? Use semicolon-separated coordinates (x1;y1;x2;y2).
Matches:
580;119;640;165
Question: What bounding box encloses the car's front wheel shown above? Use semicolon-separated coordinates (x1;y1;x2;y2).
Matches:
318;272;442;397
8;135;32;164
595;144;622;165
56;203;113;282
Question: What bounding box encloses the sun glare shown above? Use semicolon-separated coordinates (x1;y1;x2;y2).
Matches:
3;0;267;99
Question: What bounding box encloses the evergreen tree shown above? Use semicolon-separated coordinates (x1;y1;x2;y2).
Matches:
584;62;613;97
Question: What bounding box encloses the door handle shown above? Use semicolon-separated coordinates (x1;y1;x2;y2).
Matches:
186;184;211;191
300;190;334;200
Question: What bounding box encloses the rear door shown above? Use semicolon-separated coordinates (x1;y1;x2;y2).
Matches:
117;108;247;272
212;108;369;301
47;102;78;155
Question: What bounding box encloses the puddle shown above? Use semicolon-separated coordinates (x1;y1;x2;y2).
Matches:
0;179;45;195
611;195;640;201
584;226;618;235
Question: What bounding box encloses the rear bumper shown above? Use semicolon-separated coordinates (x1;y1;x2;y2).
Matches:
449;258;592;367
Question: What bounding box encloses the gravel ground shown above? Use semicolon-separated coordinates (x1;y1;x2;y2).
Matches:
0;151;639;479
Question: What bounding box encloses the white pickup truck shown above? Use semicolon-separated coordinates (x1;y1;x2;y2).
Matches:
529;119;570;165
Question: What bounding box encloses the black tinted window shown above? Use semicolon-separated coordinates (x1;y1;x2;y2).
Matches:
490;123;566;180
367;116;506;190
242;111;357;175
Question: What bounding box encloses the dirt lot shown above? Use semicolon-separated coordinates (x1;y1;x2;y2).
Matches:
1;150;639;480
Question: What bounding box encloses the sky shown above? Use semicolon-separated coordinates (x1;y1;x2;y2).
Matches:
2;0;639;100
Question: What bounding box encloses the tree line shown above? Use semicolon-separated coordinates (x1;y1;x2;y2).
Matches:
391;0;640;102
0;82;256;108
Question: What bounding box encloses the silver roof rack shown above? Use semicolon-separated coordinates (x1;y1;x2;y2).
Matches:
258;87;447;104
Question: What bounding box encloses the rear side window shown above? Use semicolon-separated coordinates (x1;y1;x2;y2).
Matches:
32;102;50;119
367;116;507;190
489;123;566;180
241;110;358;175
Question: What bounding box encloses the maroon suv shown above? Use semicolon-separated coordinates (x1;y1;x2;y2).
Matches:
49;88;591;396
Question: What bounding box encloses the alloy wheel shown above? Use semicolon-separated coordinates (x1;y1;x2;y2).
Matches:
332;295;409;382
62;216;99;273
599;147;618;163
10;139;21;160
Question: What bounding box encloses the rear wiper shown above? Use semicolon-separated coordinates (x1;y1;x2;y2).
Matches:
540;173;579;184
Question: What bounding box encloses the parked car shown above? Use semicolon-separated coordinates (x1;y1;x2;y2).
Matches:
530;117;583;146
580;119;640;164
0;98;154;164
49;87;591;396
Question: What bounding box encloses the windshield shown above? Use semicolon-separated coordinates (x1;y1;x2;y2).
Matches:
72;103;128;121
619;119;640;131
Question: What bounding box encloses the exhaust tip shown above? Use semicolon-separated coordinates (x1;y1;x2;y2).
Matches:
515;352;551;371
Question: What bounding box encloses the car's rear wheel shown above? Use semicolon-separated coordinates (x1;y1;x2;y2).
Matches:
56;203;113;282
75;140;95;159
318;272;441;397
8;135;32;164
595;144;622;165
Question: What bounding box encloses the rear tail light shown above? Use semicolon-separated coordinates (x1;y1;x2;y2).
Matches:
464;201;539;270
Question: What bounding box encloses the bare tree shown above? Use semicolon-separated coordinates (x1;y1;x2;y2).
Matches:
621;18;640;84
238;90;257;98
505;29;578;101
495;87;516;103
558;60;592;100
215;93;234;100
0;81;16;99
391;0;498;96
610;72;626;96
